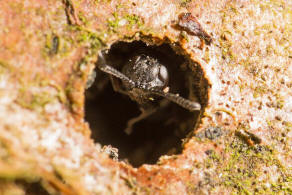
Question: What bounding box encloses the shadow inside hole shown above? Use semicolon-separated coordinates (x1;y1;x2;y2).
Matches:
85;41;202;167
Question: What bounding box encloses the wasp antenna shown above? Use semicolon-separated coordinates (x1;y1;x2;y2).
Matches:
149;89;201;111
97;52;135;88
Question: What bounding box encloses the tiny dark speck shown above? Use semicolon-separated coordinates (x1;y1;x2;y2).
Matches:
205;127;223;140
50;35;59;55
196;126;223;140
205;149;214;155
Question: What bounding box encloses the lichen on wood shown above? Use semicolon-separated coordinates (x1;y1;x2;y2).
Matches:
0;0;291;194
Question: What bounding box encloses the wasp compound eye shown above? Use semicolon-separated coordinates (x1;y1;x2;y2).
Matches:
85;40;209;167
158;65;168;85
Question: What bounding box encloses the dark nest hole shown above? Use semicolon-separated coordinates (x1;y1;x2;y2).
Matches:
14;180;50;195
85;40;209;167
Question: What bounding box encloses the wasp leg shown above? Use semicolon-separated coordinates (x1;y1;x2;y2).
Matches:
124;107;157;135
124;98;169;135
109;76;129;96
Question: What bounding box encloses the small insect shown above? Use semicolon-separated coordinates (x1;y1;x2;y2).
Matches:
97;51;201;134
177;13;212;45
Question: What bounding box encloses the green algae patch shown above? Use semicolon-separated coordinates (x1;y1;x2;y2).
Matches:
223;141;291;194
16;88;56;112
0;60;11;75
202;134;292;194
107;12;144;33
15;76;66;113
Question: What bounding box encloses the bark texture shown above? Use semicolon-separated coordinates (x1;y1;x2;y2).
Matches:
0;0;291;194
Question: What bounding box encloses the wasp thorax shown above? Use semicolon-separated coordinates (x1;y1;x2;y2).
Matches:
122;54;169;90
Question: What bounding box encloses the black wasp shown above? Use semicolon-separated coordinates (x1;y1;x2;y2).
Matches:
96;51;201;134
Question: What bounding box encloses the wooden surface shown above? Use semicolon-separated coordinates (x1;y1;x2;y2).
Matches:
0;0;291;194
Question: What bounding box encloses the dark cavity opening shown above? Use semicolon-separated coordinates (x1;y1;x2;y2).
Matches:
85;40;208;167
